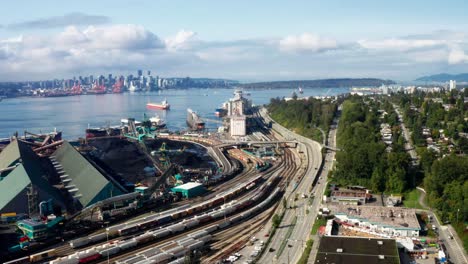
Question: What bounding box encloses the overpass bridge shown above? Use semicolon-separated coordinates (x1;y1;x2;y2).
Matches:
217;140;340;151
217;140;298;148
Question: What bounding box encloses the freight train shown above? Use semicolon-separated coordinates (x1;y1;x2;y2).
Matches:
4;249;56;264
49;185;281;264
6;166;281;264
116;187;281;264
68;174;267;249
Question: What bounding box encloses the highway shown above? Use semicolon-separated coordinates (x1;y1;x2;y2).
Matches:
257;107;330;264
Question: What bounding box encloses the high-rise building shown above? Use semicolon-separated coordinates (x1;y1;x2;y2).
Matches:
137;69;143;77
449;80;457;91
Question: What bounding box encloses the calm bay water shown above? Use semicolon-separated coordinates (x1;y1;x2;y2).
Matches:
0;88;348;139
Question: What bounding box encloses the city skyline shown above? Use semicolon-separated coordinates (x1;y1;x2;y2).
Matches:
0;0;468;81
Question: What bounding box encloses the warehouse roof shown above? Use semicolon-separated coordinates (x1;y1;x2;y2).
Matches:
173;182;203;190
53;141;124;207
329;204;420;230
0;140;65;213
0;164;31;211
315;236;400;264
0;140;21;170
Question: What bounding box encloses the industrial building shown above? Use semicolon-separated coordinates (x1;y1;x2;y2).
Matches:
0;140;66;215
329;188;371;205
230;115;247;137
171;182;206;198
315;236;400;264
52;141;126;208
227;90;251;137
330;205;421;237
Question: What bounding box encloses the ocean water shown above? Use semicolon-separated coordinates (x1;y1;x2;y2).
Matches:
0;87;348;139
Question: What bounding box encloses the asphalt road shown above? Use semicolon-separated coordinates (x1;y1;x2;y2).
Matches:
416;189;467;264
392;104;419;165
257;108;336;264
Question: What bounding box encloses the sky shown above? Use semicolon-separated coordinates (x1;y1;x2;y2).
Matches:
0;0;468;82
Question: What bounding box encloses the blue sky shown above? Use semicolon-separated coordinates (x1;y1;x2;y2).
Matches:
0;0;467;81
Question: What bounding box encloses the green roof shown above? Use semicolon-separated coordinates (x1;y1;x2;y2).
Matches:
0;164;30;212
0;140;21;169
53;141;123;207
0;140;66;214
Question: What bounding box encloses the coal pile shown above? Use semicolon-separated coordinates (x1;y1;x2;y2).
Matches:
88;138;155;184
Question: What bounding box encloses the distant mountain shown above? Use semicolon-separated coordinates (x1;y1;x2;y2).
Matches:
240;78;395;89
415;73;468;82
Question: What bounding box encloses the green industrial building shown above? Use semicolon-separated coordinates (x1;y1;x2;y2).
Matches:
171;182;206;198
16;216;64;241
0;140;66;215
52;141;126;208
0;140;127;215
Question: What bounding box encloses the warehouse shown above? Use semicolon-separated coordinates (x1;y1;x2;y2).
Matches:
315;236;400;264
330;205;421;237
52;141;126;208
0;140;66;215
171;182;206;198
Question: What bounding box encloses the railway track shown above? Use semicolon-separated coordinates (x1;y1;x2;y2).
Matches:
202;202;277;263
47;153;285;258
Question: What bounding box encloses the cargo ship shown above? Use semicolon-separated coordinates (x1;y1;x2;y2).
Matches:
215;107;227;117
187;108;205;130
146;99;170;110
148;114;166;129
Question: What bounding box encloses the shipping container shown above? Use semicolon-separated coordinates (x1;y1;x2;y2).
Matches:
197;235;212;243
70;237;90;248
50;257;79;264
152;229;171;239
167;223;185;233
118;239;138;250
98;246;120;256
89;233;107;243
138;247;161;258
203;224;219;233
187;241;205;250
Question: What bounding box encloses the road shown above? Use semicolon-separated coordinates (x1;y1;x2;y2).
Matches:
416;188;467;264
392;104;419;165
257;108;334;264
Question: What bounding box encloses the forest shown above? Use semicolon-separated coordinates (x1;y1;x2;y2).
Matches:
332;96;412;193
267;96;337;143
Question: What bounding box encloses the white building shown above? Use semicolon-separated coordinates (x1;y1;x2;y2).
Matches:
449;80;457;91
230;115;246;137
331;205;421;237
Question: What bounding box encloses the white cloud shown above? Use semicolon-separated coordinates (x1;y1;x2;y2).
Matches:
448;47;468;64
279;33;337;52
165;30;197;51
358;38;447;51
1;26;468;81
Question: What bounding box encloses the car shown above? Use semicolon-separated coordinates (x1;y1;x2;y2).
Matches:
269;248;275;252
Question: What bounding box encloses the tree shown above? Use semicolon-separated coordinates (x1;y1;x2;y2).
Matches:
272;214;281;228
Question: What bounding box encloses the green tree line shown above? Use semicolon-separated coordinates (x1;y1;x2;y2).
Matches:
268;96;338;142
332;96;412;193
